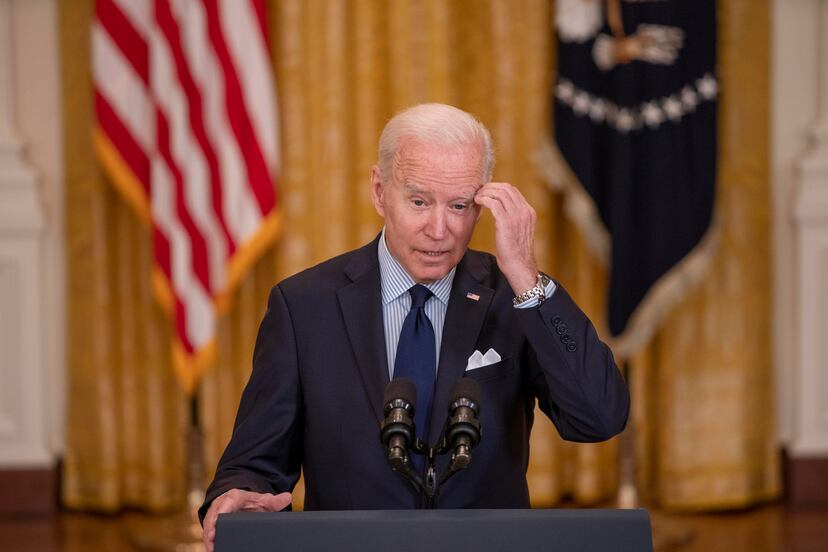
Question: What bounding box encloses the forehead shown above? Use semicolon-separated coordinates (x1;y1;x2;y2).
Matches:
392;139;485;192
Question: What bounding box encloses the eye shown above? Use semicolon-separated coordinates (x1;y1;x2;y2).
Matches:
451;203;469;211
411;198;426;207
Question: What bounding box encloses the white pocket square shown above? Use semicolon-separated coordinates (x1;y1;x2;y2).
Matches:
465;348;502;371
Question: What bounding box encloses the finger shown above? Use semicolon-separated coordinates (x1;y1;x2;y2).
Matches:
203;509;218;552
477;189;527;221
476;192;530;229
481;183;531;212
476;185;518;212
202;523;211;552
482;182;522;198
263;491;292;511
203;490;243;550
479;184;537;229
475;189;510;212
474;195;508;222
480;182;524;203
217;491;241;509
228;490;289;512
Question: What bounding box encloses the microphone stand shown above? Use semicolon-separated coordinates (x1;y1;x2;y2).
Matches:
388;435;476;509
382;381;482;509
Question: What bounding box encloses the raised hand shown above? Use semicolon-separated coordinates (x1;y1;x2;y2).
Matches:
474;182;539;294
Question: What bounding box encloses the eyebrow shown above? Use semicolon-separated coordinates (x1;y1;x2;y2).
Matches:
403;184;428;195
403;184;475;202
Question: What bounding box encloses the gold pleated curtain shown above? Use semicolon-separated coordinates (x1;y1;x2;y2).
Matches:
61;0;779;512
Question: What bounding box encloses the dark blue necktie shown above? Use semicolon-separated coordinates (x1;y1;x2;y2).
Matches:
393;285;437;451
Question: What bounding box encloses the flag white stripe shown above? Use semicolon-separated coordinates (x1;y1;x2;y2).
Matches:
92;22;154;152
218;0;279;172
171;0;263;245
112;0;152;37
151;22;229;292
151;157;215;348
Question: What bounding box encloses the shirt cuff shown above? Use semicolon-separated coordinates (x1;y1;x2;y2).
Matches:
513;279;557;309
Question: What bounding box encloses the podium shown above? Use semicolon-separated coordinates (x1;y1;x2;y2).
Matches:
215;508;653;551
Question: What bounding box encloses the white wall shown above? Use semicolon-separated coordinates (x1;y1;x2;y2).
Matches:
13;0;66;461
772;0;828;456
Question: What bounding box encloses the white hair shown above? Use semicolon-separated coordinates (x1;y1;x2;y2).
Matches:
377;103;495;183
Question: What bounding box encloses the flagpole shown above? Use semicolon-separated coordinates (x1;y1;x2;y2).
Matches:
617;359;694;551
617;360;639;509
187;393;207;522
128;392;206;551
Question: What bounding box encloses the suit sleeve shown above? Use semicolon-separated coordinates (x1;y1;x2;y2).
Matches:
198;284;303;522
515;283;630;442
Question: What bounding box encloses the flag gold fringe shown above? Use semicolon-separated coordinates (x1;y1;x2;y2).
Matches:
217;208;282;314
93;128;152;223
173;338;218;396
93;128;282;394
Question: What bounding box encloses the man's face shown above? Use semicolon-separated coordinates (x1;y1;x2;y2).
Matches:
371;139;484;283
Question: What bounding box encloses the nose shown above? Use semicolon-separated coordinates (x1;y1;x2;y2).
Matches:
424;208;447;240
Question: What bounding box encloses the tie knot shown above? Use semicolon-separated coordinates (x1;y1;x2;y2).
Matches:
409;284;433;309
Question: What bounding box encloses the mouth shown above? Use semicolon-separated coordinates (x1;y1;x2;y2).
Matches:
417;249;449;259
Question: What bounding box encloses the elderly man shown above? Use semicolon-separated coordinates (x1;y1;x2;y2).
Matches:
200;103;629;550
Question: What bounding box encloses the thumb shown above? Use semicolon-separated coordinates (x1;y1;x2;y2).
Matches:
262;491;292;511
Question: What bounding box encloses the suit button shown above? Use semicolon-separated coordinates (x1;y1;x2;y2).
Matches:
567;342;577;353
556;324;567;335
552;315;562;326
560;335;570;344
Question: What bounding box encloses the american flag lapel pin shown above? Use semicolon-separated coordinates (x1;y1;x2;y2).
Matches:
466;292;480;301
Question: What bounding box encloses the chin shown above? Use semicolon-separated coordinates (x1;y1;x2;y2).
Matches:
410;262;454;283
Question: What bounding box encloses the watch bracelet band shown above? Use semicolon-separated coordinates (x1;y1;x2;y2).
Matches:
513;272;551;306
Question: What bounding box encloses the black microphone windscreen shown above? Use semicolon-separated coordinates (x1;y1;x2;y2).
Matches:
384;378;417;406
450;377;481;404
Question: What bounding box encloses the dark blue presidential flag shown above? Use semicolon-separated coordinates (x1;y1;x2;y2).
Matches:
539;0;718;358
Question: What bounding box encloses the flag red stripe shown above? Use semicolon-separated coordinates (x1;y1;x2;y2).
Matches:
248;0;279;211
250;0;270;51
153;225;172;280
155;108;213;295
174;295;195;354
94;89;151;194
201;0;275;216
95;0;149;84
155;0;237;254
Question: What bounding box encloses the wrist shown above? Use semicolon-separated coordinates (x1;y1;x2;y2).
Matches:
513;272;552;307
505;264;538;294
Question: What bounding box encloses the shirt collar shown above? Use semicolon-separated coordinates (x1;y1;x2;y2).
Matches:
377;227;456;306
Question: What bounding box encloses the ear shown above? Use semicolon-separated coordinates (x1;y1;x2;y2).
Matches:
370;165;386;217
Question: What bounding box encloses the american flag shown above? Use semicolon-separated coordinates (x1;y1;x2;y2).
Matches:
92;0;280;393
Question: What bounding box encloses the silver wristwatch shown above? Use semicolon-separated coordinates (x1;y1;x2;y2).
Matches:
512;272;552;306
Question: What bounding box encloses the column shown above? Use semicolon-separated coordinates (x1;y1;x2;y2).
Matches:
790;0;828;504
0;0;50;471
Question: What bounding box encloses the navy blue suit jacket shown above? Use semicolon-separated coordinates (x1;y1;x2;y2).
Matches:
200;237;629;519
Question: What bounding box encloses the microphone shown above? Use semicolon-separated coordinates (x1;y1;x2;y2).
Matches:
380;379;417;472
445;378;482;470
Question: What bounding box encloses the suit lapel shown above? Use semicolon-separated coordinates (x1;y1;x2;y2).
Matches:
427;252;493;443
338;238;389;425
